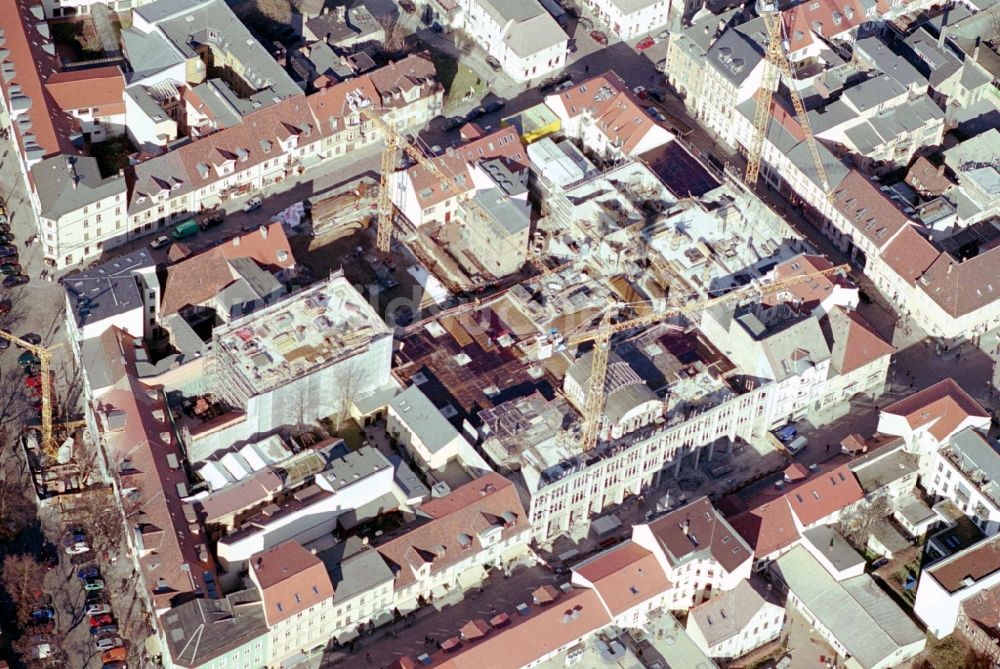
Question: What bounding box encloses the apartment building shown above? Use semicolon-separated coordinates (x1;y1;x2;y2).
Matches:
375;474;532;612
455;0;568;83
159;592;270;669
696;19;766;147
685;579;784;661
587;0;669;40
571;540;672;627
915;534;1000;637
664;10;739;114
544;72;674;161
923;428;1000;535
250;541;336;666
877;378;992;458
633;497;754;609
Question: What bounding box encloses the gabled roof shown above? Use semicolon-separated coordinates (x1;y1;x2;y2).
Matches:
46;66;126;116
644;496;752;573
905;156;954;197
376;473;528;589
831;170;912;249
687;579;779;647
916;245;1000;318
250;540;334;625
821;306;895;375
730;464;863;557
881;378;989;442
573;541;671;616
160;591;268;668
98;375;218;611
771;254;849;309
781;0;867;54
880;224;940;286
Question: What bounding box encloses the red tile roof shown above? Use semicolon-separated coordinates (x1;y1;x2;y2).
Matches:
46;66;126;117
905;156;954;197
250;541;334;625
825;306;895;375
574;541;671;616
916;245;1000;318
832;170;912;249
548;71;669;154
771;254;852;309
218;221;295;270
730;464;863;557
882;378;989;442
403;125;527;209
781;0;867;54
376;473;528;590
0;0;79;160
880;224;940;286
433;588;611;669
97;376;218;612
644;496;752;573
929;535;1000;593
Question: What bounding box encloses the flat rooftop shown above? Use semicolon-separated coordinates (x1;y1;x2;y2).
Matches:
65;250;154;329
214;276;389;393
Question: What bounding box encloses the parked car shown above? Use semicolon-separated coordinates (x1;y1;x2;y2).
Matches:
19;332;41;346
94;636;123;651
91;624;118;637
18;352;40;367
465;107;486;122
589;30;608;45
632;85;647;99
65;543;90;556
431;21;443;33
78;565;100;581
242;196;263;213
85;590;106;605
86;604;112;616
102;648;127;663
149;235;171;249
0;263;22;275
101;663;126;669
198;210;224;230
636;37;655;50
0;233;15;244
89;614;114;627
0;245;17;257
0;253;19;265
31;607;55;622
485;55;502;72
483;99;506;114
84;578;105;591
646;106;667;122
3;274;29;288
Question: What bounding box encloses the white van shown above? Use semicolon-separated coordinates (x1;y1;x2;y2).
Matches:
786;436;808;455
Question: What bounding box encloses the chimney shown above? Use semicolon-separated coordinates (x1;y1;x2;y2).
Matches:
335;5;346;22
322;5;329;14
829;536;835;550
233;235;240;246
938;164;945;176
974;37;981;63
259;224;268;239
683;519;690;535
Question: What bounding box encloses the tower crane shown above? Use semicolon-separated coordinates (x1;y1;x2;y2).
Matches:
359;106;554;276
565;264;849;452
745;5;830;194
0;331;60;459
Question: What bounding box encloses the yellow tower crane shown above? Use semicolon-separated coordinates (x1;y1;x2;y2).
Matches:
565;264;849;452
0;331;60;459
745;6;830;194
360;106;554;276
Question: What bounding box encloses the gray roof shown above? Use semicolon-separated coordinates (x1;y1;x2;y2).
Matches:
853;37;926;89
64;251;154;329
31;155;126;221
896;495;935;527
504;11;567;56
706;24;764;87
843;75;906;114
160;591;268;667
850;446;918;494
189;81;243;129
121;28;183;80
316;445;392;492
733;310;831;381
390;454;431;501
949;427;1000;489
688;579;777;646
306;5;383;46
134;0;300;112
801;526;865;573
773;546;925;669
678;9;739;59
163;313;207;359
472;188;531;235
480;0;547;23
324;539;395;604
872;518;911;553
959;59;992;91
903;29;962;88
481;158;528;197
944;128;1000;171
389;385;462;456
605;383;659;423
607;0;661;13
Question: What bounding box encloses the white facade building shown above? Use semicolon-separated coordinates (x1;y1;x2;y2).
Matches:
587;0;669;40
456;0;567;83
685;579;784;660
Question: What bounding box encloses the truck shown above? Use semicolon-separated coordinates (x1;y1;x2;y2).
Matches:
171;219;199;240
786;436;808;455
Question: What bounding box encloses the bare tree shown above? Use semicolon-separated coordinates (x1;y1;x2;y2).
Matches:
373;12;407;52
1;553;48;626
71;488;124;554
836;493;892;550
11;627;66;669
335;361;366;427
0;474;36;541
